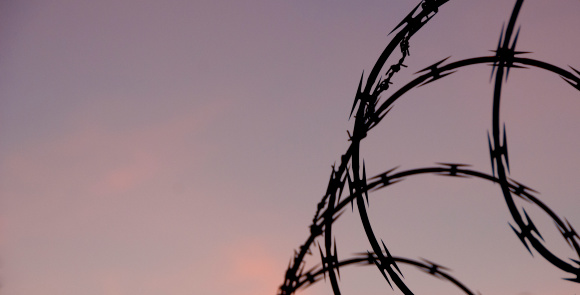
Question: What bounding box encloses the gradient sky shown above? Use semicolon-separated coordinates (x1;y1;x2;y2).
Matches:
1;1;579;295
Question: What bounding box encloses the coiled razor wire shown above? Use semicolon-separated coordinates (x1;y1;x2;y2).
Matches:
279;0;580;294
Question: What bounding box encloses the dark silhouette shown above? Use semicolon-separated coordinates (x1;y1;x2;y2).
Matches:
279;0;580;294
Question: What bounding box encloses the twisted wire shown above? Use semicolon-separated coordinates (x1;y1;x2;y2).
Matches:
279;0;580;293
292;253;476;295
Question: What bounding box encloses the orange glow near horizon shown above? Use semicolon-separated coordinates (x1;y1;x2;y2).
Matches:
1;0;579;294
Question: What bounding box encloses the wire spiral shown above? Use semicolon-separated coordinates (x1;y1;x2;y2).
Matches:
279;0;580;294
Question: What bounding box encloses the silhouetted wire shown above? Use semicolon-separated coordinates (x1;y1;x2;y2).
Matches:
279;0;580;294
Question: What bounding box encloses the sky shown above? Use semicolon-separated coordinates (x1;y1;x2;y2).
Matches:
0;0;579;295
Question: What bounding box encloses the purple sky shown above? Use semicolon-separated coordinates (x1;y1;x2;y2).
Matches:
1;1;579;294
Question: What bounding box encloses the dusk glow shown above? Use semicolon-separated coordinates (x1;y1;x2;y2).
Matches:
1;1;579;294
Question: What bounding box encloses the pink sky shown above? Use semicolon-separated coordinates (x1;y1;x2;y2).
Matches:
1;0;579;294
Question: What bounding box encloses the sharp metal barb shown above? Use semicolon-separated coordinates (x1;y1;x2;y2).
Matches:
350;72;365;119
569;65;580;76
509;179;538;195
523;209;544;241
388;2;422;35
491;23;505;80
510;222;533;256
372;253;394;289
562;75;580;91
381;239;403;276
280;1;580;294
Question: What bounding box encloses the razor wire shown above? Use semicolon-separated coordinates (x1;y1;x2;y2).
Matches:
279;0;580;294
